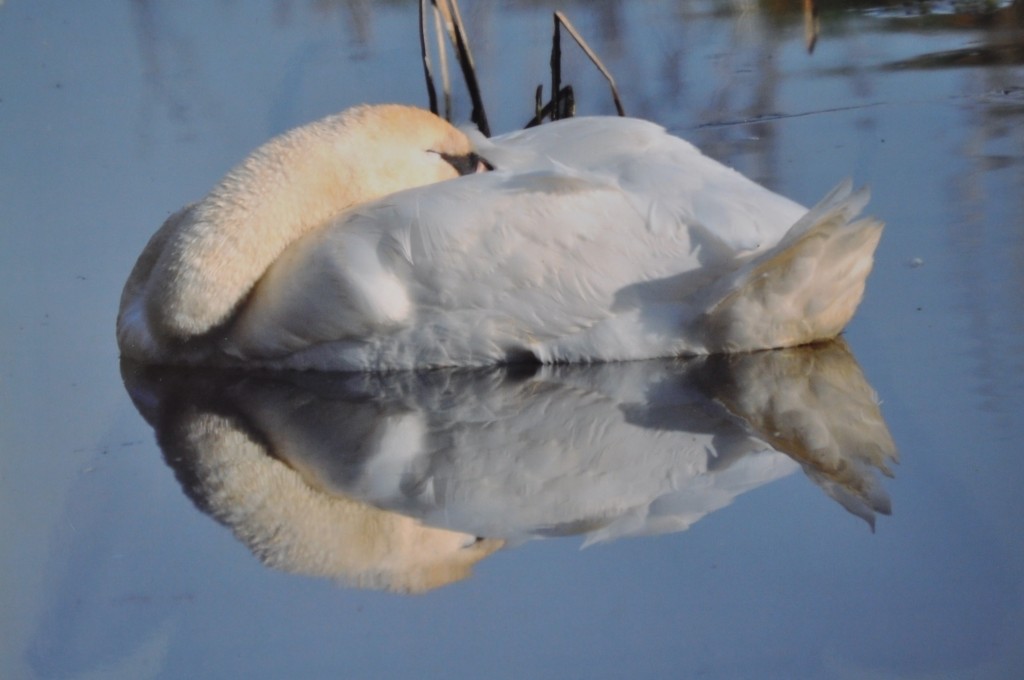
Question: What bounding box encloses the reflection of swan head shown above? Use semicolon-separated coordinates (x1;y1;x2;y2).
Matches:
161;408;502;594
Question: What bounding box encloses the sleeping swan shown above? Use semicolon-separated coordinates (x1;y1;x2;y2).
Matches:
117;104;882;370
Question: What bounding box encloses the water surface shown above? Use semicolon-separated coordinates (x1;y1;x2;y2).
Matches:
2;1;1023;678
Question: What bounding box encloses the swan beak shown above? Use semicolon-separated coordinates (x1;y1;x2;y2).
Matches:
475;156;494;173
439;151;494;175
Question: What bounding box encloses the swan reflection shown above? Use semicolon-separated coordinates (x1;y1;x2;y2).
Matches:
122;340;895;593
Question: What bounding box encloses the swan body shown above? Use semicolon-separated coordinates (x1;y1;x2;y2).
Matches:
117;104;882;370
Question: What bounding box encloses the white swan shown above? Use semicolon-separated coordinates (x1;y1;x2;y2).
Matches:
117;104;883;370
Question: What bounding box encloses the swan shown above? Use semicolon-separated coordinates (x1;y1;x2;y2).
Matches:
117;104;883;370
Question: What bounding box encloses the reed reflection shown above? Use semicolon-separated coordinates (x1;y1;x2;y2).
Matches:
122;340;895;593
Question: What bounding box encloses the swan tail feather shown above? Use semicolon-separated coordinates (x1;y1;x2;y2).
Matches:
697;181;883;352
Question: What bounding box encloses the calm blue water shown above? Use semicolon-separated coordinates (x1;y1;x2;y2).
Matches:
2;1;1023;678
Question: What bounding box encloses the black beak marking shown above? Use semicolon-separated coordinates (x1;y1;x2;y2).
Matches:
439;151;494;175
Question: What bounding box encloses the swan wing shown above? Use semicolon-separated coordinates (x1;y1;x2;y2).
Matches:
476;116;807;253
227;118;811;367
228;169;696;363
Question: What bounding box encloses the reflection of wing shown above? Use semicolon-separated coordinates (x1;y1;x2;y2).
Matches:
124;338;896;588
692;340;898;528
308;342;895;542
334;363;799;545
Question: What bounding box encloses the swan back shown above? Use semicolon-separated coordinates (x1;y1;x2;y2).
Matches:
118;105;475;360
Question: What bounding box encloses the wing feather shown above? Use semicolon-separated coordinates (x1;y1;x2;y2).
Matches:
227;116;812;365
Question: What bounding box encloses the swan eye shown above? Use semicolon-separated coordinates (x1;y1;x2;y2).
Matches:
438;151;494;176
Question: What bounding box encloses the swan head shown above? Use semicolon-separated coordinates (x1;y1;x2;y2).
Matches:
340;104;491;191
118;105;489;361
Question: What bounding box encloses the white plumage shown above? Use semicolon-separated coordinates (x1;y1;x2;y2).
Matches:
117;105;882;370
